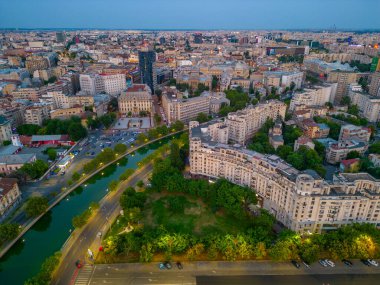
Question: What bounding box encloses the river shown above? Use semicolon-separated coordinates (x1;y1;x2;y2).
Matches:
0;136;175;285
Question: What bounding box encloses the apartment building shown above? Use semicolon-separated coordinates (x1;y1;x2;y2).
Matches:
25;55;50;73
326;140;367;164
11;88;41;102
50;91;94;109
289;84;337;111
100;73;127;96
339;125;371;143
0;153;36;175
226;100;287;144
301;119;330;139
161;90;210;124
0;178;21;218
327;71;358;104
348;85;380;122
369;72;380;97
79;74;104;95
189;120;380;234
24;105;50;126
0;116;12;145
263;71;304;90
50;106;85;120
118;84;153;116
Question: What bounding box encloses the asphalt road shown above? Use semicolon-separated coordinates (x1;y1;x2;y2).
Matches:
52;164;153;285
72;260;380;285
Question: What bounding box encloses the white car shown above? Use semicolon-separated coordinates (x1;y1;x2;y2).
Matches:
325;259;335;267
368;259;379;267
319;259;328;267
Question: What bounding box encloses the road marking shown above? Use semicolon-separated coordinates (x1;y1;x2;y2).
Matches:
74;265;94;285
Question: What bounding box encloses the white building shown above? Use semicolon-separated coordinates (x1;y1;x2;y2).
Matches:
289;84;337;111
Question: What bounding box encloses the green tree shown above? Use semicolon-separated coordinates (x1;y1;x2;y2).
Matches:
20;159;49;179
108;180;119;192
47;148;57;160
346;151;360;159
72;172;80;181
196;112;209;123
369;142;380;154
212;75;218;91
136;180;144;188
171;120;184;132
154;113;162;125
25;196;49;217
3;140;11;146
169;143;184;170
0;223;20;246
114;143;127;154
17;124;41;136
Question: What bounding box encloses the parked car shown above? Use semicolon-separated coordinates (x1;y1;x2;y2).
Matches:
368;259;379;267
319;259;328;267
302;261;311;268
342;259;353;267
361;259;371;266
164;261;172;269
291;260;301;269
159;263;166;270
325;259;335;267
176;261;183;270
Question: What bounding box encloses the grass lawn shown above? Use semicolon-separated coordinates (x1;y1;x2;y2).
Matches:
143;191;251;236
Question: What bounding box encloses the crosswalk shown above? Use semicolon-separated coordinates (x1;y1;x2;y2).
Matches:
74;265;94;285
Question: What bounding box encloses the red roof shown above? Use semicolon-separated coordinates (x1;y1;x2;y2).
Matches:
126;84;147;92
341;158;360;167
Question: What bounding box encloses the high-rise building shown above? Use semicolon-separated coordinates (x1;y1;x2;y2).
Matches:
138;46;156;93
327;71;358;103
369;72;380;97
56;32;66;43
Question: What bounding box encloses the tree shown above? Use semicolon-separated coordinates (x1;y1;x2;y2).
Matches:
369;142;380;154
155;89;162;97
120;187;147;210
136;133;149;144
136;180;144;188
114;143;127;154
169;143;184;170
0;223;20;245
20;159;49;179
16;124;41;136
212;75;218;91
346;151;360;159
72;172;81;181
196;112;209;123
340;96;351;106
108;180;119;192
47;148;57;160
276;145;293;160
3;140;11;146
154;113;162;125
348;104;359;116
68;123;87;141
25;196;49;217
171;120;184;132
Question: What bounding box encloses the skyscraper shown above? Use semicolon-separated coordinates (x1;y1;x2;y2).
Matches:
56;32;66;43
138;46;156;93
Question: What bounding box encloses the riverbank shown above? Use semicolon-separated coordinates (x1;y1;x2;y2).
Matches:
0;129;186;259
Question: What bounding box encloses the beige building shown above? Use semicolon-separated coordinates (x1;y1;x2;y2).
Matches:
289;84;337;111
369;72;380;97
226;100;287;145
0;116;12;144
50;91;94;109
327;71;358;104
0;154;36;175
190;121;380;234
339;125;371;143
348;85;380;122
162;90;210;124
0;178;21;218
11;88;41;102
118;84;153;116
25;55;50;73
50;106;85;120
326;140;367;164
24;105;50;126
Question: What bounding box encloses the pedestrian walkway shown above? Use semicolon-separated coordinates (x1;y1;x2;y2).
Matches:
74;265;94;285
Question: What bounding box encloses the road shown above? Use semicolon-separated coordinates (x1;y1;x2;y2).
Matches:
71;260;380;285
52;164;153;285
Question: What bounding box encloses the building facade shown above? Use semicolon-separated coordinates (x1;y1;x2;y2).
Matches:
138;46;156;93
226;100;287;145
118;84;153;116
0;116;12;144
189;120;380;234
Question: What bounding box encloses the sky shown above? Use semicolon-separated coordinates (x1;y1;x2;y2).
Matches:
0;0;379;30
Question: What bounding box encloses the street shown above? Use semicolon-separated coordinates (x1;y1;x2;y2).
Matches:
52;164;153;285
71;260;380;285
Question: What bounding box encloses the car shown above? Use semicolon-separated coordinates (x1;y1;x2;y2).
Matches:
319;259;328;267
176;261;183;270
291;260;301;269
91;152;95;155
361;259;371;266
75;260;83;268
368;259;379;267
159;263;166;270
164;261;172;269
325;259;335;267
302;261;311;268
342;259;353;267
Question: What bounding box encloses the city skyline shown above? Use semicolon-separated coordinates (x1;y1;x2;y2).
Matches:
1;0;380;30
